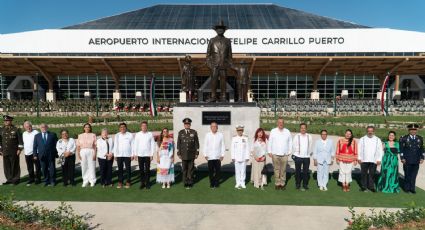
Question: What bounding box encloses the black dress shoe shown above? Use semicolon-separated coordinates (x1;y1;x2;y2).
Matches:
146;185;151;190
370;188;377;193
2;181;11;185
360;188;367;192
139;184;145;189
411;190;416;194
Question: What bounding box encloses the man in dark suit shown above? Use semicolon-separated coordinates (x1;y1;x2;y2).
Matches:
400;123;424;194
33;123;58;186
177;118;199;189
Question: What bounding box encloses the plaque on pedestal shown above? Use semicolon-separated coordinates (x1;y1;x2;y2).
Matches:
173;102;260;152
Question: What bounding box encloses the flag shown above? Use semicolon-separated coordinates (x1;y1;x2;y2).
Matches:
380;75;390;116
149;75;157;117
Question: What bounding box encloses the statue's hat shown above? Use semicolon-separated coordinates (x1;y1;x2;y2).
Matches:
213;20;228;30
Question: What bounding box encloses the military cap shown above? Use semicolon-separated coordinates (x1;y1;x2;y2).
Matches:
407;123;420;130
235;124;244;131
3;115;13;121
182;118;192;124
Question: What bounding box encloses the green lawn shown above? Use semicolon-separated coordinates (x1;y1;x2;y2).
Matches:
1;167;424;208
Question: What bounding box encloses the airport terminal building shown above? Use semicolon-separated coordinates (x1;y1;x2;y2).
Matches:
0;3;425;101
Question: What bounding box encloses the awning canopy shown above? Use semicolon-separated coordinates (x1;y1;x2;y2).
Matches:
1;55;424;77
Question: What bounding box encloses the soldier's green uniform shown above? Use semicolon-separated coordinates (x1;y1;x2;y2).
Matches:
0;115;23;185
177;118;199;188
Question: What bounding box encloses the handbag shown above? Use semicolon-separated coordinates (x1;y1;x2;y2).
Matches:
261;164;268;175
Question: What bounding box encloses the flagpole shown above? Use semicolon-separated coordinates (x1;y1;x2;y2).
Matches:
149;72;157;117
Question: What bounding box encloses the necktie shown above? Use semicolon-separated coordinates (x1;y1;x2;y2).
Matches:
43;133;47;143
186;129;189;134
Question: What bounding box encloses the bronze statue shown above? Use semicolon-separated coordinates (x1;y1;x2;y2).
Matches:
206;20;233;102
232;60;250;102
180;55;196;102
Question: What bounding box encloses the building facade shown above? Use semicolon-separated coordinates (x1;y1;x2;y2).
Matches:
1;4;425;101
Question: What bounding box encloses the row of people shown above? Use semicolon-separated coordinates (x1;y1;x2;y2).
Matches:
202;118;423;193
0;115;423;193
2;116;175;189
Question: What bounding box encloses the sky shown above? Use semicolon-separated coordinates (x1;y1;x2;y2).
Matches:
0;0;424;34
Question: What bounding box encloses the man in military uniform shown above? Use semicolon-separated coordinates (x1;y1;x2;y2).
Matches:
400;123;424;194
177;118;199;189
206;20;233;102
0;115;23;185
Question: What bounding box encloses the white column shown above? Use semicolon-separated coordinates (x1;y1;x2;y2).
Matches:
179;92;186;103
310;91;320;100
113;90;121;102
46;90;56;102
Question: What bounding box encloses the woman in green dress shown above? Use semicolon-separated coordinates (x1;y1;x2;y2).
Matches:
377;131;400;193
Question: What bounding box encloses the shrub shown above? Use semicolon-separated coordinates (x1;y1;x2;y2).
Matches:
0;195;94;230
345;203;425;230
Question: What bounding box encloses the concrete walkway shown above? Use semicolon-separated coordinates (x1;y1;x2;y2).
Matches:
30;201;389;230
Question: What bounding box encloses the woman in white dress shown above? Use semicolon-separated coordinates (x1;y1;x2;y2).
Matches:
251;128;268;189
156;128;175;188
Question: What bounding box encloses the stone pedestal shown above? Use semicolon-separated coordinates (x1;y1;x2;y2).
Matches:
46;91;56;102
179;92;187;103
310;91;320;100
113;91;121;102
173;103;260;152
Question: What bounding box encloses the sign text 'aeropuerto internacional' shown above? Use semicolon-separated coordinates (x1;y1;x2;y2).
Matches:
1;29;425;54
